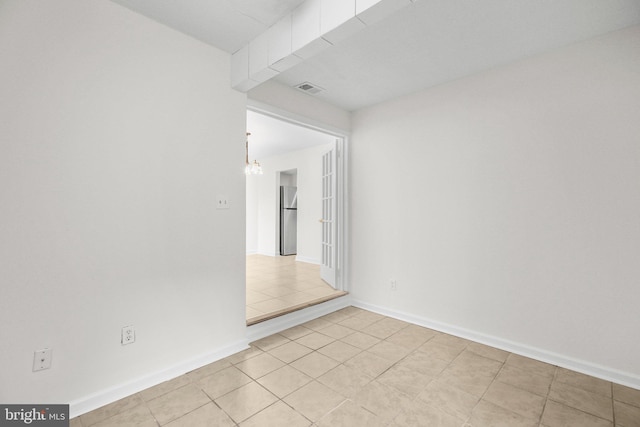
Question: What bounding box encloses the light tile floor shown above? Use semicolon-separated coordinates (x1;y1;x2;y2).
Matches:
72;306;640;427
246;255;345;324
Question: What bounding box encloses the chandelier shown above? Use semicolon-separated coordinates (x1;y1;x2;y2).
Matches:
245;132;263;175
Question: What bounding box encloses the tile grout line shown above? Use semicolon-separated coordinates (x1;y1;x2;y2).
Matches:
547;367;618;426
536;362;560;427
458;340;490;427
610;381;615;427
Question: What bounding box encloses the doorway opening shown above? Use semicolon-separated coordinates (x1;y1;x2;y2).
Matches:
245;107;348;325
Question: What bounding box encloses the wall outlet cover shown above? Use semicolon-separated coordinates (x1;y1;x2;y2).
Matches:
33;348;52;372
216;195;230;209
122;326;135;345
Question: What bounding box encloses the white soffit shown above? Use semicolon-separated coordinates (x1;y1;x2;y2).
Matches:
273;0;640;110
108;0;640;111
231;0;415;91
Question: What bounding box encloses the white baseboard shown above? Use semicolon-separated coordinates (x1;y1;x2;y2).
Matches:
247;294;352;342
71;297;353;419
69;339;248;419
246;249;258;255
249;253;319;265
257;250;277;257
352;299;640;391
295;256;320;265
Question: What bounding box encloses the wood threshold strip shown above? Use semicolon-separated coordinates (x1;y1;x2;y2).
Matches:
246;291;348;326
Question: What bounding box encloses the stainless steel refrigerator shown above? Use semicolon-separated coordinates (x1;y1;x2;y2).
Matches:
280;186;297;256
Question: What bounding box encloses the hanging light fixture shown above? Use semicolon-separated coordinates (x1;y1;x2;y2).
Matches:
244;132;263;175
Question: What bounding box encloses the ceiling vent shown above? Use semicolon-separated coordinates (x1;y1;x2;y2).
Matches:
294;82;324;95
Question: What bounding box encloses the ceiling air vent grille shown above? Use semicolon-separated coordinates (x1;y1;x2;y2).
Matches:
295;82;324;95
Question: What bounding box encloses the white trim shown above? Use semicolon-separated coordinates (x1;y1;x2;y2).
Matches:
336;136;348;293
245;102;349;295
246;249;258;255
257;250;277;257
295;255;320;265
247;100;349;138
352;299;640;390
247;295;352;342
69;339;248;418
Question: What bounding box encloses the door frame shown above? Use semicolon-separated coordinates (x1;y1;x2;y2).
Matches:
246;100;349;293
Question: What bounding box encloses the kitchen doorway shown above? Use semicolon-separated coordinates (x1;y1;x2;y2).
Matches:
245;107;347;325
246;255;346;324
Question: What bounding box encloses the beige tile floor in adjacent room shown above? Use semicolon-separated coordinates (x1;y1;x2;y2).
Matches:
72;306;640;427
246;255;346;325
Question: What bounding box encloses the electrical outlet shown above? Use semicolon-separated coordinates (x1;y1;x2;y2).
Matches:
33;348;52;372
390;280;397;291
121;326;135;345
216;195;229;209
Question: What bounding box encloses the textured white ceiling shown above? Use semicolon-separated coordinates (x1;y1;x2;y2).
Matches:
110;0;640;111
109;0;640;152
274;0;640;110
110;0;307;53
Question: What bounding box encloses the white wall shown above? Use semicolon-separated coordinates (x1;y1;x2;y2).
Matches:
247;144;332;264
350;25;640;386
0;0;247;413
